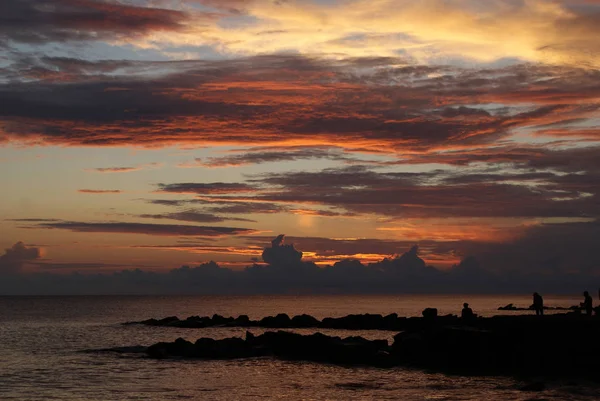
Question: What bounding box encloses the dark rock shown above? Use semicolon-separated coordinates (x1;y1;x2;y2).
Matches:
259;313;291;328
138;314;600;380
422;308;438;319
320;314;384;330
147;337;194;358
291;314;320;327
158;316;179;325
211;314;235;325
235;315;251;325
180;316;210;328
147;330;390;367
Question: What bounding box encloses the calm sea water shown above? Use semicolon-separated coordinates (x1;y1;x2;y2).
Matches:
0;294;597;400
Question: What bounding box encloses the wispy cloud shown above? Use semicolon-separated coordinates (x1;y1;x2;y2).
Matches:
78;189;123;194
84;162;162;173
31;221;257;237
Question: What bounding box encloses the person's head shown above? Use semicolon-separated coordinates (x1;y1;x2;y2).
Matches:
533;292;538;297
584;291;589;297
463;303;469;308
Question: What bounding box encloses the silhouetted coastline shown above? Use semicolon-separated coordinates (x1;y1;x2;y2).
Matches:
110;311;600;380
125;305;600;331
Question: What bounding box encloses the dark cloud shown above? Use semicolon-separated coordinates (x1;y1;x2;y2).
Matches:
157;182;257;195
207;201;288;215
139;210;255;223
237;165;598;219
7;218;61;222
454;219;600;278
85;167;140;173
30;261;153;272
78;189;123;194
243;235;423;259
153;149;600;219
180;147;364;168
0;0;189;45
0;242;41;274
146;199;193;207
1;55;597;153
31;221;257;237
1;222;598;294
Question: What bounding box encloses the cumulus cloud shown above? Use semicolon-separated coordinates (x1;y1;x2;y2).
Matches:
261;234;303;266
1;223;598;294
0;242;41;274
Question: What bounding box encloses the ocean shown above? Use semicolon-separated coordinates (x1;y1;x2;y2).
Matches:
0;294;597;400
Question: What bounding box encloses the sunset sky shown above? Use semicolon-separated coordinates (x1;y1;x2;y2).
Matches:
1;0;599;278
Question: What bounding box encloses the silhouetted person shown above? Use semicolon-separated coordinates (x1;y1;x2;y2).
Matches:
582;291;593;316
461;303;475;320
532;292;544;316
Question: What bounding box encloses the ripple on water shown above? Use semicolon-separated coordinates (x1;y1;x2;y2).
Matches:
1;295;598;400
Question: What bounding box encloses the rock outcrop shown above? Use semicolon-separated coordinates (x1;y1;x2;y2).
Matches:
141;313;600;380
146;331;391;367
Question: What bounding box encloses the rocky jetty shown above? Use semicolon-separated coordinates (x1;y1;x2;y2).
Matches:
125;307;598;331
125;312;461;331
497;303;577;311
147;331;391;367
134;313;600;380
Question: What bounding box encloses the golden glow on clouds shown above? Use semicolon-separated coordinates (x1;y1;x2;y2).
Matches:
2;0;599;274
377;219;528;242
134;0;600;68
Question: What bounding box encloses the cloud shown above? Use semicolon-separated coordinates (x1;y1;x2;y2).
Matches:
453;219;600;278
78;189;123;194
231;164;598;219
0;242;41;274
85;163;162;173
32;221;257;237
179;147;366;168
138;210;255;223
152;143;600;220
7;218;61;222
1;223;598;294
86;167;139;173
0;0;190;45
157;182;257;195
207;201;288;215
1;55;598;155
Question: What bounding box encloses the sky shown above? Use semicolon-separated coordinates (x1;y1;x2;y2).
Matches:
0;0;599;293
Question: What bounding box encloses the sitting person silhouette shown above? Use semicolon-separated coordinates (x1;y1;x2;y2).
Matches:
532;292;544;316
582;291;593;316
461;303;475;320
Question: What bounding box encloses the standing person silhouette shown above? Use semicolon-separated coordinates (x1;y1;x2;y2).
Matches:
582;291;593;316
532;292;544;316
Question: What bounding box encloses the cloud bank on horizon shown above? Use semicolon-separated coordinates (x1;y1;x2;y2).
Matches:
0;232;597;295
0;0;598;293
